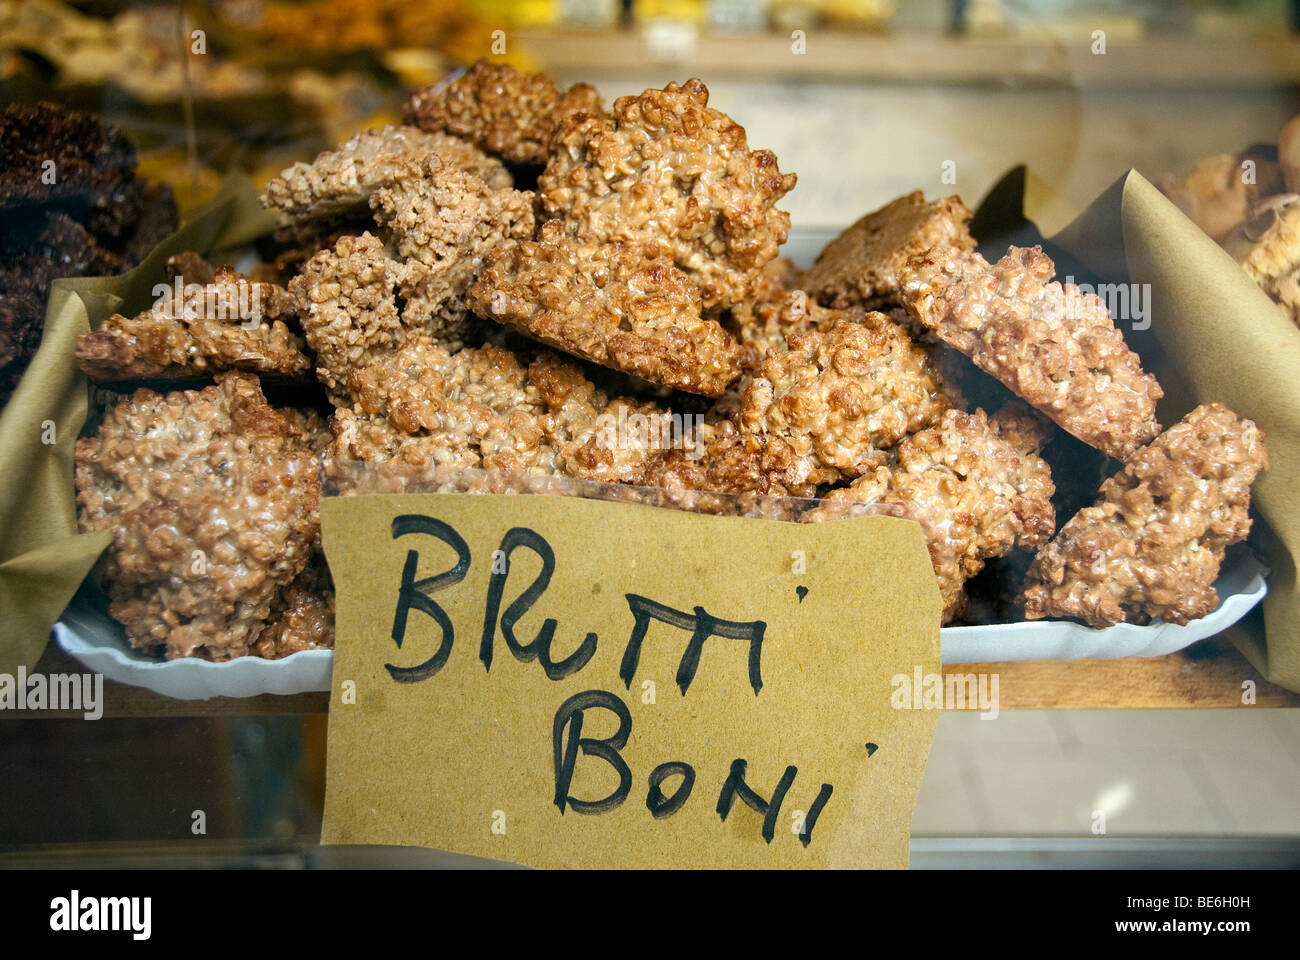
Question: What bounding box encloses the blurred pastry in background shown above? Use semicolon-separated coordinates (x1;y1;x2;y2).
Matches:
249;0;483;55
1279;114;1300;194
1158;150;1283;241
1221;194;1300;327
0;101;177;406
1158;114;1300;328
0;0;271;102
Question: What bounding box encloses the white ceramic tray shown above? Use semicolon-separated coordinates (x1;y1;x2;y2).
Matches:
938;554;1267;664
54;606;333;700
54;552;1266;700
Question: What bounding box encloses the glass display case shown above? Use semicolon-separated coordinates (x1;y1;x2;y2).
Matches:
1;0;1298;881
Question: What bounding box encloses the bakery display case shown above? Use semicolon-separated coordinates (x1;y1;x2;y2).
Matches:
1;0;1298;884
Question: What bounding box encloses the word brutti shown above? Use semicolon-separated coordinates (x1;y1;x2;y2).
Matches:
385;514;835;847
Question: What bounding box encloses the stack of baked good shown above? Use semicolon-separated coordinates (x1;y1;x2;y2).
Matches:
0;102;176;407
1159;114;1300;327
68;60;1268;662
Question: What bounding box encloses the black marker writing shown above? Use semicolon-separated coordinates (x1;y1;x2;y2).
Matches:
387;515;471;682
645;761;696;819
800;784;834;848
620;595;766;696
716;759;797;844
480;527;597;680
552;690;632;815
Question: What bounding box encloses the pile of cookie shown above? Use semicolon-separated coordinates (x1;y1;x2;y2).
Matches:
0;102;177;406
1159;113;1300;326
70;60;1268;663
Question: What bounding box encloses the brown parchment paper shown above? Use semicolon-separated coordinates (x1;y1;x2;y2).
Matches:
319;493;942;869
0;176;276;676
991;167;1300;693
1082;172;1300;692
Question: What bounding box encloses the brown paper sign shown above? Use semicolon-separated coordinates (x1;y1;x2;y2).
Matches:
319;493;941;869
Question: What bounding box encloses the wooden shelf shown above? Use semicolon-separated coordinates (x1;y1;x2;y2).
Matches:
516;29;1300;87
5;632;1295;718
945;635;1300;711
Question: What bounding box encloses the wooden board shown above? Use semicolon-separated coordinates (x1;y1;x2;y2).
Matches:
944;635;1300;710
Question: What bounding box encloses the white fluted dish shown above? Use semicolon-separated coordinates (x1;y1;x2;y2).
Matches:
53;553;1266;698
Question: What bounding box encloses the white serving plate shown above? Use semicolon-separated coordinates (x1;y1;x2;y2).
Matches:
54;605;334;700
939;554;1267;663
54;552;1267;700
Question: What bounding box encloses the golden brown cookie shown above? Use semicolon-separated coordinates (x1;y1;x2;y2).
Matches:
899;244;1163;461
467;222;741;397
737;312;949;488
539;78;796;312
370;154;534;351
802;192;975;309
76;265;309;383
262;124;511;234
290;231;405;398
74;374;321;660
405;59;603;166
1022;403;1267;628
805;407;1055;623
